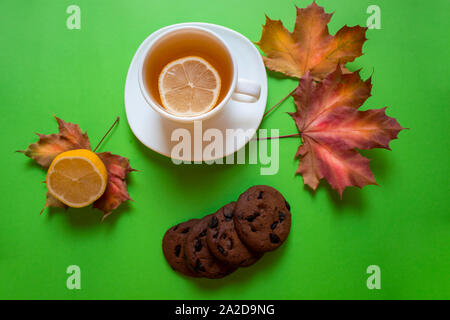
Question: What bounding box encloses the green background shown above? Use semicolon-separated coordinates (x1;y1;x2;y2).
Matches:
1;0;448;300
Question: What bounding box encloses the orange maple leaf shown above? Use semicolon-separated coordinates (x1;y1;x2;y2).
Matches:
19;116;91;168
290;67;405;196
256;1;367;80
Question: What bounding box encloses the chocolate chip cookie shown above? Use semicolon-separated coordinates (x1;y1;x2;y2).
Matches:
234;185;292;253
206;202;262;267
184;214;235;279
162;219;200;277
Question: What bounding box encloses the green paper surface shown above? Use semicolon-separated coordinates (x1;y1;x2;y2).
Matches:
0;0;449;299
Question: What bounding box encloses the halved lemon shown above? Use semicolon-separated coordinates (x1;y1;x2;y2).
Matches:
158;56;221;117
46;149;108;208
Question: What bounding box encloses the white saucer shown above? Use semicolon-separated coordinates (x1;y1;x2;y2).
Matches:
124;22;268;161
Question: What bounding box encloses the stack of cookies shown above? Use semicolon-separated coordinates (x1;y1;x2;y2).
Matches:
162;185;292;279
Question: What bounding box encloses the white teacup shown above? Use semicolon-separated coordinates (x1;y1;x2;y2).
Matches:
138;26;261;123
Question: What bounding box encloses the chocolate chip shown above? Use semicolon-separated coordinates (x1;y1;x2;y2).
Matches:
199;229;207;237
181;227;190;234
246;212;260;222
270;233;280;244
228;238;233;250
213;232;219;239
174;244;181;257
278;211;286;222
223;209;234;221
173;225;179;231
251;226;257;232
209;216;218;228
195;259;205;272
285;200;291;211
271;221;278;230
218;245;225;255
257;191;264;199
194;238;202;252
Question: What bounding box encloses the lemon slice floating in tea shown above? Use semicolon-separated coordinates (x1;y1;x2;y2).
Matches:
158;56;221;117
46;149;108;208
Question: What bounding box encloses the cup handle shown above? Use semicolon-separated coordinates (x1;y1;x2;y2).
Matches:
232;78;261;103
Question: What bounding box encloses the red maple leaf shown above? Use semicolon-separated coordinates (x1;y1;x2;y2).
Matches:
94;152;135;218
290;67;405;196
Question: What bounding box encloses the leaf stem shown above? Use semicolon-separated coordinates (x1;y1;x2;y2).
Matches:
257;133;301;140
93;117;119;152
263;87;297;118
